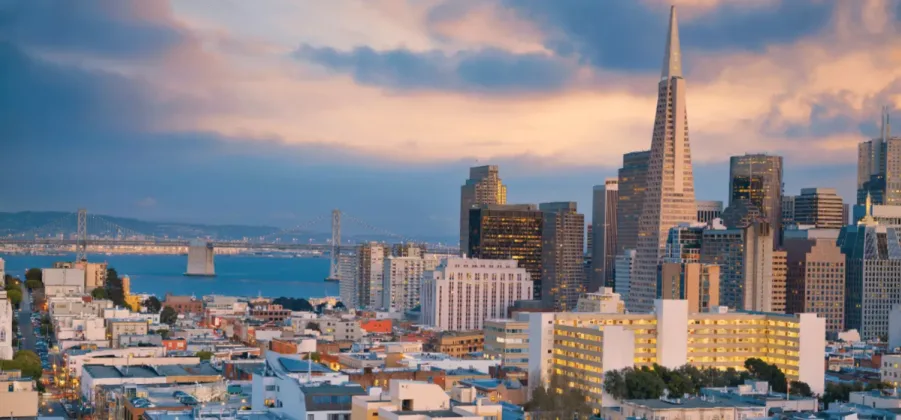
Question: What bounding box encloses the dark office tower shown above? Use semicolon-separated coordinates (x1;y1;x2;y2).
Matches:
460;165;507;254
591;179;619;291
468;204;543;299
696;200;723;224
858;107;901;205
729;153;783;244
795;188;844;229
616;150;651;254
540;202;586;311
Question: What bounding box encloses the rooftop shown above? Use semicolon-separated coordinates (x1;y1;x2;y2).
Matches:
626;398;756;410
84;365;159;379
278;357;332;374
398;410;462;418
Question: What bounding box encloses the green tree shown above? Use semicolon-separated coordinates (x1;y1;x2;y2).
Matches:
603;369;628;400
272;297;314;312
160;306;178;325
626;367;667;399
0;350;43;380
24;268;42;282
5;288;22;307
334;301;346;310
91;288;109;299
144;296;162;313
745;358;788;393
153;329;171;339
24;279;43;290
306;321;321;332
105;268;127;307
526;375;593;420
302;352;322;362
195;351;214;361
789;381;813;397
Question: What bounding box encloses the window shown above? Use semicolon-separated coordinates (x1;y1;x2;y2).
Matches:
308;415;315;420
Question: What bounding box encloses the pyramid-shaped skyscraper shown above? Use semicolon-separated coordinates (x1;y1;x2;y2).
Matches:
628;6;698;312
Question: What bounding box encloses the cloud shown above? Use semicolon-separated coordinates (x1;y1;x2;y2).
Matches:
295;44;579;94
136;197;158;208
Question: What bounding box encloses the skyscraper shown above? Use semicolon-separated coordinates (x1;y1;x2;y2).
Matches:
700;220;775;311
785;228;845;334
468;204;543;300
357;242;390;308
794;188;844;229
696;200;723;224
540;202;586;311
460;165;507;253
630;6;698;312
729;154;783;243
857;107;901;205
616;150;650;254
591;179;618;291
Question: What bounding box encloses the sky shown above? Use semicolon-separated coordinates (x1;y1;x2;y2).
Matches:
2;0;900;238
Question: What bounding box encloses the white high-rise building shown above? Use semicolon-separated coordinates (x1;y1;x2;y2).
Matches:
421;257;531;331
358;243;388;308
630;7;697;312
0;291;12;359
382;255;442;312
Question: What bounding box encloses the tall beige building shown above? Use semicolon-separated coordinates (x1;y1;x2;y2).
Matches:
785;229;845;334
630;7;698;312
460;165;507;253
771;250;787;313
659;262;720;312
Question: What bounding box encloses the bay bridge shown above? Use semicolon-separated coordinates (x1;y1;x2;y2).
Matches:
0;209;459;279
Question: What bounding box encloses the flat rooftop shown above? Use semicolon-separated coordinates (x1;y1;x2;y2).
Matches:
626;398;756;410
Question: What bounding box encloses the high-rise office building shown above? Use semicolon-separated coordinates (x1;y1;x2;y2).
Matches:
784;228;845;334
857;107;901;205
701;221;774;311
658;262;720;312
729;154;784;242
664;223;705;263
460;165;507;253
720;198;763;229
468;204;543;300
591;179;619;291
771;250;787;313
421;257;532;331
839;212;901;340
614;250;636;297
696;200;723;224
794;188;845;229
782;195;796;226
616;151;650;254
541;202;586;311
382;255;442;312
630;7;698;312
338;252;360;308
357;242;390;308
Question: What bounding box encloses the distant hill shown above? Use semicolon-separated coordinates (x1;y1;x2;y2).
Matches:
0;211;456;244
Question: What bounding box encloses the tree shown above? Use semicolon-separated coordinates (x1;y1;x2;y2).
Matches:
0;350;43;380
196;351;214;361
105;268;127;307
302;352;321;362
603;369;628;400
305;321;321;332
91;288;109;299
789;381;813;397
272;297;314;312
153;329;171;339
144;296;162;313
525;374;593;420
745;358;788;393
5;288;22;307
24;268;42;282
334;301;346;310
24;279;43;290
160;306;178;325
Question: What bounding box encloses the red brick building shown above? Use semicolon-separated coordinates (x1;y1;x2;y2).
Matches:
163;294;204;314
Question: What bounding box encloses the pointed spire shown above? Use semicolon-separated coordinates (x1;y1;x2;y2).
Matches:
661;5;683;80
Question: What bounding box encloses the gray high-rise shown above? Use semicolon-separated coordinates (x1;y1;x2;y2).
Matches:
541;202;586;311
858;107;901;205
591;179;618;291
729;154;783;243
460;165;507;254
616;150;651;254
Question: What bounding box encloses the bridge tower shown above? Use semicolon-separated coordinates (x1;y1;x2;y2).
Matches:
76;208;88;262
327;209;341;281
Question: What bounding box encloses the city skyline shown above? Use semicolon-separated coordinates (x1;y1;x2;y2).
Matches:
4;1;898;235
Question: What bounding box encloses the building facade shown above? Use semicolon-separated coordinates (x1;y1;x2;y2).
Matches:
468;204;543;300
839;220;901;340
631;8;698;312
575;287;626;313
382;255;442;312
658;262;720;312
435;331;484;358
0;291;12;359
420;258;532;331
540;202;586;311
613;250;636;298
700;221;774;311
531;299;826;410
484;316;529;370
358;243;389;308
794;188;845;229
784;228;845;334
729;154;783;244
696;201;723;224
591;179;619;291
771;250;787;313
858;107;901;205
616;151;651;255
460;165;507;253
338;252;360;309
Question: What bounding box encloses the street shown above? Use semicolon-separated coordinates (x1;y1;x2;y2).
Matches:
18;287;35;352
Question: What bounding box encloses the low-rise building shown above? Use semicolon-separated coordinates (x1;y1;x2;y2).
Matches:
850;390;901;409
163;294;204;315
484;316;529;370
312;317;362;341
601;398;767;420
0;371;39;418
575;287;626;313
881;354;901;386
435;331;484;358
701;380;819;413
107;319;150;348
352;380;503;420
43;268;86;297
339;353;386;370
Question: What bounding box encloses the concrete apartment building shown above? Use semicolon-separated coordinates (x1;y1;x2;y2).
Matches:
540;202;586;311
484;315;529;370
312;317;362;341
338;253;360;309
357;242;390;309
435;331;484;358
591;179;619;290
0;371;39;418
352;380;503;420
162;294;204;315
784;228;845;334
460;165;507;256
528;299;826;410
107;319;150;348
771;250;787;313
43;268;86;297
382;254;442;313
420;257;532;331
575;287;626;313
